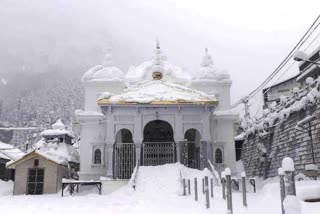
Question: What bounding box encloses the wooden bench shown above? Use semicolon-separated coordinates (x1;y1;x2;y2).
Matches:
61;179;102;197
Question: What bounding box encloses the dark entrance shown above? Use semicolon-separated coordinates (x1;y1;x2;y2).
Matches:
27;168;44;195
182;129;201;169
142;120;176;166
113;129;136;179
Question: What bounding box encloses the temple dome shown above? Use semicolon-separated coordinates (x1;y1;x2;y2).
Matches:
125;44;191;85
82;49;125;82
192;49;230;81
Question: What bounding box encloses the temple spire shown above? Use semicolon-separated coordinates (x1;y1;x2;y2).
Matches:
151;39;165;76
102;46;113;67
201;48;213;67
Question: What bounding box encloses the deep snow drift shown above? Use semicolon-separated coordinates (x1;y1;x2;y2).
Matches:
1;164;320;214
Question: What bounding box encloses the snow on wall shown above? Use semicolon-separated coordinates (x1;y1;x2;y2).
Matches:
242;103;320;178
241;77;320;178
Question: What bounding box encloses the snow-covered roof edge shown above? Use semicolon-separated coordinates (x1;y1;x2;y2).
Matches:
7;147;79;169
6;150;63;168
0;141;25;161
243;76;320;138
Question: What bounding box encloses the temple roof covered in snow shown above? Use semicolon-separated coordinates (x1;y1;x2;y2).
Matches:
98;79;217;105
81;44;230;87
81;48;125;82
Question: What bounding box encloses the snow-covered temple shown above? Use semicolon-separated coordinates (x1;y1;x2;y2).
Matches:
76;44;238;180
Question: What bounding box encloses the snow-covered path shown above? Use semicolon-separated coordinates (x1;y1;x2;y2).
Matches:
135;163;182;195
1;164;320;214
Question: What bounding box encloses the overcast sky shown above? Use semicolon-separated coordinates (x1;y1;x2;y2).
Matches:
0;0;320;113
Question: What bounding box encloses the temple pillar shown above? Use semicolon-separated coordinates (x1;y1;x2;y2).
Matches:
135;142;142;165
200;141;208;170
106;143;114;177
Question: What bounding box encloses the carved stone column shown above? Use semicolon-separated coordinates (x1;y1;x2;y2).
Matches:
135;142;142;165
176;141;181;163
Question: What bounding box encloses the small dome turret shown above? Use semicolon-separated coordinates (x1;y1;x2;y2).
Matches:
82;47;124;82
193;48;230;81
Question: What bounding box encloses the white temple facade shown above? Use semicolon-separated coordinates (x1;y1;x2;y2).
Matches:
76;45;239;180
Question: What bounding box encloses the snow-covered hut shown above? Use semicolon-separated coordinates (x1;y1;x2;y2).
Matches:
7;120;79;195
76;44;239;181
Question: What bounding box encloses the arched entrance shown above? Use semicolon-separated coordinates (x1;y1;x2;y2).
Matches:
113;129;136;179
183;129;201;169
142;120;176;166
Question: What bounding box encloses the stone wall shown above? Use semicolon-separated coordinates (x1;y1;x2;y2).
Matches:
241;104;320;178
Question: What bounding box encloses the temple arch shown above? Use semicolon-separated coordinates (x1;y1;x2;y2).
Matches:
142;120;176;165
113;129;136;179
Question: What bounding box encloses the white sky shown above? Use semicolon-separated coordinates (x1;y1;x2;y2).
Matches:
0;0;320;114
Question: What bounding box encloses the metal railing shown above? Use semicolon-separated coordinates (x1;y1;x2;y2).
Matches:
113;143;136;179
142;141;175;166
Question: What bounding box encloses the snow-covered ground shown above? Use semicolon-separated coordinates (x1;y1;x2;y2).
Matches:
1;164;320;214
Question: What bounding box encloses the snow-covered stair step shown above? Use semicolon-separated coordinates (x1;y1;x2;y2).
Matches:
135;163;182;195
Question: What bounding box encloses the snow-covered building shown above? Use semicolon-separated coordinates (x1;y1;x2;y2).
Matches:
76;45;238;180
7;120;79;195
0;142;24;181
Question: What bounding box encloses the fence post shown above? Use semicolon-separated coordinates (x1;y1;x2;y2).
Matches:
205;176;210;209
221;171;226;200
210;178;214;198
194;177;198;201
183;178;186;196
282;157;296;196
188;179;191;195
225;168;233;214
281;157;301;214
241;172;247;207
278;168;285;214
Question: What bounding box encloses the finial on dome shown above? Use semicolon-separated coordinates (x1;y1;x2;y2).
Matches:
151;39;164;80
201;48;213;67
102;46;113;67
152;71;163;80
